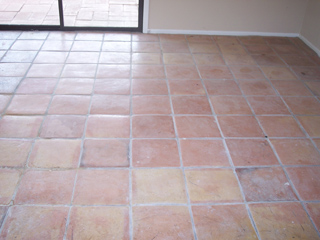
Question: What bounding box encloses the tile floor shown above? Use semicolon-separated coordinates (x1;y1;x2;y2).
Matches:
0;31;320;239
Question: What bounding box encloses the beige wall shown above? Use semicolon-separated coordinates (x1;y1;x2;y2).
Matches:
300;0;320;54
148;0;308;34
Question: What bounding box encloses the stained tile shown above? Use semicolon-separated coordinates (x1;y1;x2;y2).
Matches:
175;116;221;138
180;139;229;167
185;169;243;203
226;139;278;166
86;115;130;138
172;96;211;114
0;169;21;204
192;205;258;240
132;139;180;167
284;97;320;115
67;207;129;240
272;80;312;96
169;80;205;95
247;96;289;115
166;65;200;79
132;65;165;79
261;66;297;80
28;139;81;168
81;139;129;168
55;78;94;95
16;78;58;94
133;206;193;240
210;96;252;115
218;116;264;137
15;170;76;204
94;78;130;95
132;96;171;114
91;95;130;115
239;80;276;95
204;80;242;95
0;206;68;240
0;139;32;167
6;95;51;115
132;116;175;138
73;169;129;205
132;169;187;204
198;66;233;79
132;79;167;95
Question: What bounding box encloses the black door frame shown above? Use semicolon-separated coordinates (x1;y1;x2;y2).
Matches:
0;0;143;32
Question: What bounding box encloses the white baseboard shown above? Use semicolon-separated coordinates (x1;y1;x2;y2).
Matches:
299;35;320;57
147;29;299;37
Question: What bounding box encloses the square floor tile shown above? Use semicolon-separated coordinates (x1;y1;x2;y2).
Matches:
247;96;290;115
305;203;320;232
132;139;180;167
132;42;160;52
238;80;277;95
67;207;129;240
0;77;22;94
169;80;206;95
223;54;256;65
132;53;162;65
204;80;242;95
132;65;165;79
226;139;278;166
132;169;187;204
0;95;10;113
0;169;21;204
15;170;76;204
161;42;190;53
94;78;130;95
292;66;320;81
86;115;130;138
160;34;186;42
218;116;264;137
306;81;320;96
72;41;102;51
40;115;86;138
16;78;58;94
261;66;297;80
0;63;30;77
132;34;159;42
172;96;212;114
97;65;130;78
0;206;68;240
0;139;32;167
185;169;243;203
180;139;229;167
186;35;213;43
286;167;320;201
133;206;193;240
67;52;100;64
81;139;129;167
91;95;130;115
245;44;274;54
11;40;43;51
297;116;320;137
27;64;63;78
132;79;167;95
132;116;175;138
189;42;219;53
193;53;225;65
237;167;297;201
100;52;130;64
102;42;130;52
271;80;312;96
34;51;68;64
250;202;319;240
0;116;43;138
132;96;171;114
105;33;130;41
230;66;265;80
166;65;200;79
192;205;258;240
271;139;320;165
219;44;247;55
2;50;37;63
41;40;73;51
6;95;51;115
163;53;194;65
284;97;320;115
239;36;265;45
281;55;316;67
61;64;97;78
28;139;81;168
272;45;302;55
257;116;305;137
210;96;252;115
73;169;129;205
175;116;221;138
49;95;90;115
198;66;233;79
252;54;285;66
55;78;94;95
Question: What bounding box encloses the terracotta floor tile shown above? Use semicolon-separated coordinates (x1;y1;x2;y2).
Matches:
281;55;316;67
2;50;37;63
314;139;320;151
133;206;193;240
41;40;73;51
185;169;243;203
250;202;319;240
163;53;194;65
0;116;43;138
186;35;213;43
175;116;221;138
132;65;165;79
15;170;76;204
258;116;305;137
272;80;313;96
252;54;285;66
132;115;175;138
71;41;102;51
223;54;256;65
180;139;229;167
271;139;320;165
97;64;130;78
172;96;212;114
284;97;320;115
99;52;130;64
132;139;180;167
61;64;97;78
55;78;94;95
219;43;247;55
40;115;86;138
166;65;200;79
198;65;233;79
0;63;30;77
247;96;290;115
75;33;103;41
297;116;320;137
210;96;252;115
0;206;68;240
132;96;171;114
0;95;10;113
226;139;278;166
237;167;297;201
161;42;190;53
132;42;161;52
214;36;239;45
49;95;90;115
245;44;274;54
261;66;297;80
239;36;266;45
238;80;277;95
94;78;130;95
305;203;320;232
73;169;129;205
193;53;225;65
91;95;130;115
81;139;129;167
105;33;131;41
0;139;32;167
16;78;58;94
132;33;159;42
306;81;320;96
192;205;258;240
0;169;21;204
6;94;50;115
86;115;130;138
11;40;43;51
292;67;320;81
132;53;162;65
272;44;302;55
0;206;8;227
169;80;205;95
264;37;293;45
0;77;21;94
34;51;68;63
189;42;219;54
132;169;187;204
67;52;100;64
132;79;167;95
28;139;81;168
204;80;242;95
218;116;264;137
230;65;265;80
27;64;63;78
67;207;129;240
